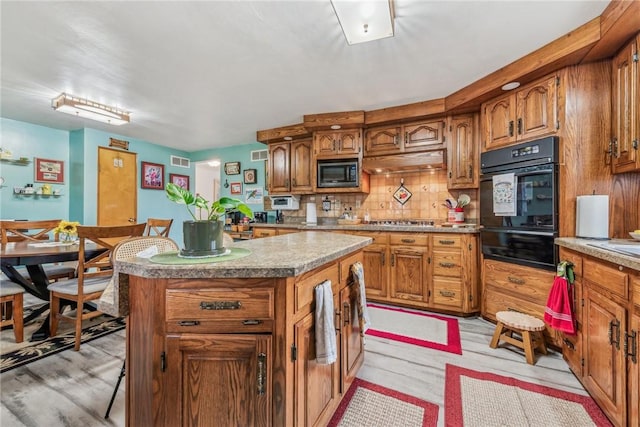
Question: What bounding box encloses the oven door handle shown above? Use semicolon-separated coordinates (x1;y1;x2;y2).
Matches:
480;228;557;237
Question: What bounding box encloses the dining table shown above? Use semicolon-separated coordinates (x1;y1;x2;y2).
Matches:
0;240;107;340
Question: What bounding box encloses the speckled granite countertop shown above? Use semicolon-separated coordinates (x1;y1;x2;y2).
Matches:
251;223;479;233
115;231;372;279
555;237;640;271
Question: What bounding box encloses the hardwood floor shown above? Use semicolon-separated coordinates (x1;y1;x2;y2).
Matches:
0;307;588;426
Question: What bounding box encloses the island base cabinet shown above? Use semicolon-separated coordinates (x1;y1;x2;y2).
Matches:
163;334;272;427
630;312;639;427
340;277;365;388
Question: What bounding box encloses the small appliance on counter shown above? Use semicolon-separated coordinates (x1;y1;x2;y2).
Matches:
269;195;300;210
253;212;268;223
576;195;609;239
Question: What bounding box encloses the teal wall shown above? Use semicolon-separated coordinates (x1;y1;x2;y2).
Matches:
1;117;260;244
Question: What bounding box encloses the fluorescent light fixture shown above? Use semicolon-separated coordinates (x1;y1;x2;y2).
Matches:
331;0;394;45
52;93;130;125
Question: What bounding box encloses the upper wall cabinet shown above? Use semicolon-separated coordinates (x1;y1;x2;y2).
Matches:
268;139;313;194
447;114;479;189
610;33;640;174
482;74;558;151
364;119;446;156
314;129;362;158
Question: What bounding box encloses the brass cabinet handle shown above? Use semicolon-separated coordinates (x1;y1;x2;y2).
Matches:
257;352;266;395
439;262;457;268
468;165;473;179
508;121;514;137
517;118;522;134
401;238;415;244
608;319;621;349
343;302;350;326
507;276;525;285
242;319;262;326
563;338;575;351
200;301;242;310
405;131;409;144
625;330;637;363
178;320;200;326
439;240;455;245
439;290;455;297
391;254;395;267
292;178;296;186
393;135;398;146
381;252;385;266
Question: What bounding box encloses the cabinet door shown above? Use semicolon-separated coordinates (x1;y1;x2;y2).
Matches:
611;38;639;173
337;130;361;155
361;244;388;299
269;142;290;193
340;282;364;390
403;120;445;151
389;246;429;305
516;75;558;142
448;114;478;189
483;93;516;150
165;334;272;427
364;125;402;156
291;139;313;193
293;311;340;427
583;286;626;427
315;131;338;157
629;311;639;427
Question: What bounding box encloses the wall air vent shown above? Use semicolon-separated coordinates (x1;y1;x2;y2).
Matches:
170;155;191;168
251;149;268;161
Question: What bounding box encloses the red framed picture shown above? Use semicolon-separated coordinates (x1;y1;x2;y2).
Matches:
230;182;242;195
34;157;64;183
141;161;164;190
170;173;189;190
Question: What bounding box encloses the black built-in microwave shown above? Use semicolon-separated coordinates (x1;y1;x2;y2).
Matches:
317;159;359;188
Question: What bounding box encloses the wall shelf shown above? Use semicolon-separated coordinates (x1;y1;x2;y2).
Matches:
1;158;31;166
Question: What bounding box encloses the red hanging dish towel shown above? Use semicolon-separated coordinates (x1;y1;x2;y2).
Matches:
544;262;576;335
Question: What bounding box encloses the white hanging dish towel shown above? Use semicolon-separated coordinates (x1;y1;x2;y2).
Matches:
492;172;517;216
315;280;337;365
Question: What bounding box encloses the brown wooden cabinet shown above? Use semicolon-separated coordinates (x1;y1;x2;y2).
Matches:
610;33;640;174
268;138;313;194
314;129;362;158
364;119;446;156
389;234;430;307
482;74;558;151
350;231;389;299
431;234;479;312
447;114;479;189
558;247;583;377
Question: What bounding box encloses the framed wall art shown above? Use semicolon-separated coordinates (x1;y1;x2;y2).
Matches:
243;168;257;184
141;161;165;190
224;161;241;175
34;158;64;183
170;173;189;190
230;182;242;195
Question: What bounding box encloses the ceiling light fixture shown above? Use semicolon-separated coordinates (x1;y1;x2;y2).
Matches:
331;0;394;45
51;93;130;125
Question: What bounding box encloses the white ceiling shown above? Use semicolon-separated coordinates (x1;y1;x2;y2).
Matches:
1;1;609;153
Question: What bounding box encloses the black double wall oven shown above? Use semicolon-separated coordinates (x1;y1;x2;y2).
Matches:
479;136;559;270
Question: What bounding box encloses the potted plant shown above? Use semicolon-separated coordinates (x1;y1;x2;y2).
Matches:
165;183;253;257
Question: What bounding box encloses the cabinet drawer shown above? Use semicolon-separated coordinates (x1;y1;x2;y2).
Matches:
351;231;389;245
166;288;274;332
294;264;339;315
433;252;462;277
583;258;628;299
432;234;462;248
559;247;582;277
433;278;463;308
483;259;554;305
253;228;277;238
389;234;428;246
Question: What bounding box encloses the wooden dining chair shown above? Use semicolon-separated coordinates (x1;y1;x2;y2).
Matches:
0;280;25;343
48;223;146;351
0;219;76;281
144;218;173;237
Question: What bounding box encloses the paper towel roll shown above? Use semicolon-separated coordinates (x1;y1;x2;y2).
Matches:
306;202;317;225
576;195;609;239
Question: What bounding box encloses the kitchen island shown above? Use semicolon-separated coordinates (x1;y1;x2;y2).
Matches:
115;231;372;427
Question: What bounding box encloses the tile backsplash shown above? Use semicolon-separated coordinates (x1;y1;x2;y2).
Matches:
265;170;478;224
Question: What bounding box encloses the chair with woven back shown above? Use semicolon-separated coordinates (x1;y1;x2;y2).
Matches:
144;218;173;237
48;223;146;351
0;219;76;281
102;235;179;419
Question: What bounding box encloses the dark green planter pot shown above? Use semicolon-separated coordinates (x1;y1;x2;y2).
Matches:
180;220;225;257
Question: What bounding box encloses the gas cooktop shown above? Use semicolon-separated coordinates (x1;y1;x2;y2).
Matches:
367;219;437;227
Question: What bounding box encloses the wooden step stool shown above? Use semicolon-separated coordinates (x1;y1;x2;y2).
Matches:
490;311;547;365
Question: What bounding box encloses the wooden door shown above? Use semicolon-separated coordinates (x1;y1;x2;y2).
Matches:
314;131;338;157
340;283;364;391
164;334;272;427
337;130;361;155
290;139;313;193
611;38;639;173
448;114;478;189
364;125;402;156
293;311;339;427
268;142;290;193
97;147;137;226
583;286;626;426
389;246;429;305
483;94;516;150
403;120;445;151
516;75;557;142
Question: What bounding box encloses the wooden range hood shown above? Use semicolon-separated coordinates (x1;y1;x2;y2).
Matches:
362;150;446;174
